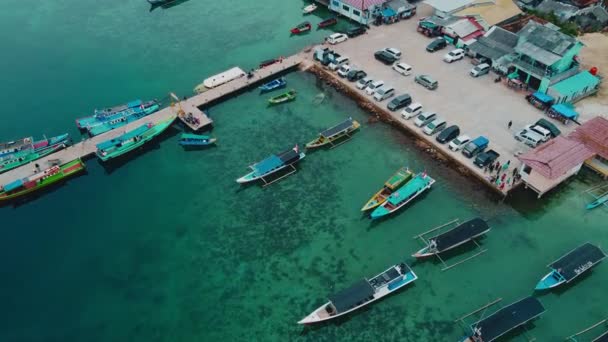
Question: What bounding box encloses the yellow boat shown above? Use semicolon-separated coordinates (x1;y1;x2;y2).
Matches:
361;167;413;211
306;117;360;149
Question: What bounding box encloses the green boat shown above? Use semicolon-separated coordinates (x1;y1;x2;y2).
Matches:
370;172;435;220
268;90;296;105
0;159;85;202
96;117;174;161
361;167;413;211
0;142;67;174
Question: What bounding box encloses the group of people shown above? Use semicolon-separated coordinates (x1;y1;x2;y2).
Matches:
183;112;200;127
484;160;521;191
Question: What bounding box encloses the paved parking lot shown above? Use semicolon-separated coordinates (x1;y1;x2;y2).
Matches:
320;5;580;194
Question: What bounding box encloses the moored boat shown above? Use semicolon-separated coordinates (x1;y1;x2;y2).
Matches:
361;167;412;211
178;133;217;146
370;172;434;219
0;142;68;174
0;137;34;157
95;117;175;161
259;58;279;68
236;145;305;184
413;218;490;258
259;78;287;93
535;242;606;290
76;99;161;136
0;159;85;202
303;3;317;14
318;17;338;28
587;191;608;210
298;262;417;324
268;90;296;105
291;21;312;34
194;67;246;94
306;117;360;149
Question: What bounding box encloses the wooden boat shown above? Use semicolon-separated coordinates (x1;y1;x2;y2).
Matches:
361;167;412;211
194;67;246;94
0;159;85;202
318;17;338;28
535;242;606;290
0;137;33;157
291;21;312;34
259;58;279;68
587;191;608;210
306;117;360;149
259;78;287;93
0;142;67;174
76;99;161;137
268;90;296;105
236;145;305;184
370;172;435;219
178;133;217;146
413;218;490;258
462;297;545;342
32;133;70;152
303;3;317;14
298;262;417;324
95;117;174;161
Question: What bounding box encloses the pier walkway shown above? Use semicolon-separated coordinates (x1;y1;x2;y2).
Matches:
0;53;305;186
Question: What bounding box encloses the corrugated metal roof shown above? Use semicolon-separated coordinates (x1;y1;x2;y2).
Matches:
518;136;595;179
550;70;600;97
340;0;387;10
423;0;475;13
569;116;608;159
446;18;481;37
455;0;522;26
517;20;576;58
515;41;562;66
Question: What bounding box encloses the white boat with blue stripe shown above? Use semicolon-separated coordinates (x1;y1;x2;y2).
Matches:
236;145;305;185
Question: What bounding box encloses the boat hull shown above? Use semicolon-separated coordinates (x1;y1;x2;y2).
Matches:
236;152;305;184
412;228;490;258
370;175;435;220
178;138;217;146
0;142;67;174
586;194;608;210
535;270;565;290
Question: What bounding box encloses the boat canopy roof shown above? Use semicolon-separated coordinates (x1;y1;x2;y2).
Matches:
180;133;210;140
532;91;554;104
96;123;151;150
470;297;545;342
385;168;412;190
320;118;355;139
328;279;374;313
387;174;431;206
430;218;489;252
550;104;579;119
3;178;24;192
203;67;246;89
550;242;606;281
253;155;283;175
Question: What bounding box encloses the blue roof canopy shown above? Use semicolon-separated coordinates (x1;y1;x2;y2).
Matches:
551;104;578;119
3;179;24;192
532;91;554;104
382;7;397;17
253;155;283;175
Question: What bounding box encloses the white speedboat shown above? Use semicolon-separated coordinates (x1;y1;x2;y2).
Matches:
303;3;318;14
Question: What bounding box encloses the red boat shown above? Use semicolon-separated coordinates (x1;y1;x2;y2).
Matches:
291;21;311;34
317;17;337;29
259;58;279;68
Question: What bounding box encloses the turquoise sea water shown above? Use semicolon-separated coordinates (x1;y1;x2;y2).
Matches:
1;1;606;341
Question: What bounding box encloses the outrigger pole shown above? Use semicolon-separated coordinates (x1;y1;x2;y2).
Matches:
261;164;297;188
565;318;607;341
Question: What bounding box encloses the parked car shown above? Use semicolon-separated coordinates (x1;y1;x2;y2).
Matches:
426;38;447;52
356;77;373;89
346;26;366;37
415;74;438;90
474;150;500;168
326;33;348;45
443;48;465;63
470;63;491;77
514;128;544;147
387;94;412;111
373;86;395;101
524;124;552;141
374;50;398;65
462;136;489;158
337;64;352;77
401;102;423;119
392;62;412;76
347;70;367;82
321;51;340;66
448;134;471;151
535;118;561;137
329;56;349;71
414;111;437;127
383;47;402;59
423;118;447;135
436;125;460;143
365;80;385;95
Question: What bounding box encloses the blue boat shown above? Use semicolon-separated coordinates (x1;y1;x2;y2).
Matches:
236;145;305;184
586;191;608;210
259;78;286;93
370;172;434;220
75;99;161;136
535;242;606;290
178;133;217;146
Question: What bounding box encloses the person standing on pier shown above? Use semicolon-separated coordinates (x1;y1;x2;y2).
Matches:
508;120;513;129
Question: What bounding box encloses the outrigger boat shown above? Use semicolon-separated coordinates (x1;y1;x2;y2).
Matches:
370;172;434;220
236;145;305;185
298;262;417;324
361;167;413;211
306;117;360;149
178;133;217;146
461;297;545;342
318;17;338;28
76;99;161;136
259;78;287;93
587;191;608;210
95;117;174;162
535;242;606;290
0;142;67;174
413;218;490;258
268;90;296;105
303;3;317;14
290;21;312;35
0;159;85;202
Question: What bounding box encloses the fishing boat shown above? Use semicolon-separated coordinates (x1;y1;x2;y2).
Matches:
259;78;287;93
587;191;608;210
236;145;305;184
178;133;217;146
32;133;70;152
462;297;545;342
535;242;606;290
361;167;413;211
0;137;34;157
0;142;67;174
370;172;435;220
95;117;174;161
194;67;246;94
306;117;361;149
303;3;317;14
298;262;417;324
318;17;338;28
268;90;296;105
76;99;161;137
413;218;490;258
0;159;85;202
290;21;312;35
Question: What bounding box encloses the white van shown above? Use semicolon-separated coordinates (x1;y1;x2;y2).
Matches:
515;128;544;147
423;118;447;135
526;124;552;142
365;80;385;95
449;134;471;151
373;86;395;101
401;102;423;119
414;111;437;127
392;62;412;76
329;56;349;71
337;64;352;77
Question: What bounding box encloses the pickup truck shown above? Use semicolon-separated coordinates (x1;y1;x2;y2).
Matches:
462;136;489;158
474;150;499;168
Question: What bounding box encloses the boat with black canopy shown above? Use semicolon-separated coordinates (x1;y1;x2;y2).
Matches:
298;262;417;324
535;242;606;290
305;117;360;149
460;297;545;342
413;218;490;259
236;145;305;185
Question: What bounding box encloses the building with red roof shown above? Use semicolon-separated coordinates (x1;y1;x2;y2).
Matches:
569;116;608;178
